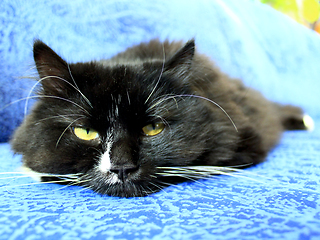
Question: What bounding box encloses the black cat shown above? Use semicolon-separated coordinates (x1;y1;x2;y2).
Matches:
10;39;309;197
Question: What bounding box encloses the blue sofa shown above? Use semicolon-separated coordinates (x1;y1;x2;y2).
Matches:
1;0;320;239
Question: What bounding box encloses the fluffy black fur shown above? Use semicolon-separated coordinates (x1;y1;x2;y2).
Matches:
11;39;307;197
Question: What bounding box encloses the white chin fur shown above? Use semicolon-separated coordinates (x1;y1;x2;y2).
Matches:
303;114;315;132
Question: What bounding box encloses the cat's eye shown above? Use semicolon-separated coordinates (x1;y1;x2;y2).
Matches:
73;127;99;141
142;122;165;136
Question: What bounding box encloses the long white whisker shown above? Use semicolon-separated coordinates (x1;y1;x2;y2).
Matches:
0;172;28;175
39;95;90;115
150;94;238;132
1;179;75;190
67;64;93;108
145;44;166;104
67;64;80;93
182;166;274;182
24;75;92;116
158;171;206;185
153;179;174;187
34;114;85;124
0;170;83;180
75;183;95;193
0;97;36;112
12;95;90;116
148;181;167;194
207;169;264;183
56;116;86;147
51;178;91;192
0;175;33;180
157;166;265;183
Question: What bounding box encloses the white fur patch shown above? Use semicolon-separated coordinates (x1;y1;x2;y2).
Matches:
20;165;42;182
99;142;113;173
98;142;121;184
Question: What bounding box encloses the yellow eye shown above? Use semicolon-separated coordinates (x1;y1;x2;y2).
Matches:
73;127;99;141
142;122;165;136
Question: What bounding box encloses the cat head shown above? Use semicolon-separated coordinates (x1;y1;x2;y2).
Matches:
11;40;234;197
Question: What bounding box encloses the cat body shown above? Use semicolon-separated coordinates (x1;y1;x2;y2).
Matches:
11;39;308;197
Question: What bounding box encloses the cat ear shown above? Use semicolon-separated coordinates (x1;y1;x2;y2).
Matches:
33;40;70;96
165;39;195;73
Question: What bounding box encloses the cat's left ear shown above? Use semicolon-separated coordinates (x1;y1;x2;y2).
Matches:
165;39;195;75
33;40;70;96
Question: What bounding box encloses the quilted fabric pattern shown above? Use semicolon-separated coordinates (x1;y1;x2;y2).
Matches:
0;0;320;239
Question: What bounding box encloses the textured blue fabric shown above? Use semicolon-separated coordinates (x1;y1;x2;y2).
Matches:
0;0;320;239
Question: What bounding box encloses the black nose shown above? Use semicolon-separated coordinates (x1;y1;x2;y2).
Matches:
110;165;138;182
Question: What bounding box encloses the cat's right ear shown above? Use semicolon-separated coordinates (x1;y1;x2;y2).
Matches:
165;40;195;72
33;40;70;96
164;40;195;82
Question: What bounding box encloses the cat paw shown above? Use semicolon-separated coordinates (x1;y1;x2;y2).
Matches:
303;114;315;132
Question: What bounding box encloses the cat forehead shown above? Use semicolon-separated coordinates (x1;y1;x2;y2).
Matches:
82;65;166;97
76;63;160;89
68;61;186;115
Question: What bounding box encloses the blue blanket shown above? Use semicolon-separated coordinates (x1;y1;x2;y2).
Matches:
1;0;320;239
